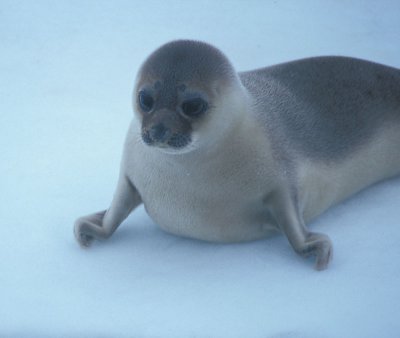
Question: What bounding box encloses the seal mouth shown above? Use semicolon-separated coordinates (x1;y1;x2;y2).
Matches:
167;134;191;148
141;130;192;150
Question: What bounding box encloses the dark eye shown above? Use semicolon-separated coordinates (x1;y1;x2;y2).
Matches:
181;98;207;118
138;91;154;113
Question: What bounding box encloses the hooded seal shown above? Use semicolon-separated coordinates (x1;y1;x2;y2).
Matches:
74;40;400;270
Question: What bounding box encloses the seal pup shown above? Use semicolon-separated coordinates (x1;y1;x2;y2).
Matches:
74;40;400;270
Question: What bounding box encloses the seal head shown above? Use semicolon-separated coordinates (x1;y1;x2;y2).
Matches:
134;40;242;154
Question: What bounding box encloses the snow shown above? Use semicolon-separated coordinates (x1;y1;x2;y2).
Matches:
1;0;400;337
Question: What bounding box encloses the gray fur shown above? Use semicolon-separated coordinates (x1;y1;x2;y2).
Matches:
240;56;400;162
137;40;236;94
74;40;400;270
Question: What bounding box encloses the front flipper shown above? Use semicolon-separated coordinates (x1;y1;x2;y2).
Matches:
74;210;107;247
74;175;142;247
296;232;332;270
269;189;333;270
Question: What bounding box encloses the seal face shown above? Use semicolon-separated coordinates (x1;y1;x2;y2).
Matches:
134;40;238;154
74;40;400;270
137;84;208;151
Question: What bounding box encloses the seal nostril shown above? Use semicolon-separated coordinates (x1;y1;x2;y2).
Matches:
141;130;153;145
150;123;169;142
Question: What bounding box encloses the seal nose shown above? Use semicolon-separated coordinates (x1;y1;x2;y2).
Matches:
149;123;170;143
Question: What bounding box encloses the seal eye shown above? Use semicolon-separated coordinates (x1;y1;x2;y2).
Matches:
181;98;207;118
138;91;154;113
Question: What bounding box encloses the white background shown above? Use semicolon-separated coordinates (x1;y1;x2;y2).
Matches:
1;1;399;337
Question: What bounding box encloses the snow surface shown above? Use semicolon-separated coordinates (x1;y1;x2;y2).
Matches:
1;0;400;337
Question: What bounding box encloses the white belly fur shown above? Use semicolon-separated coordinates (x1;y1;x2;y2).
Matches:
298;122;400;222
124;119;400;242
124;124;279;242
